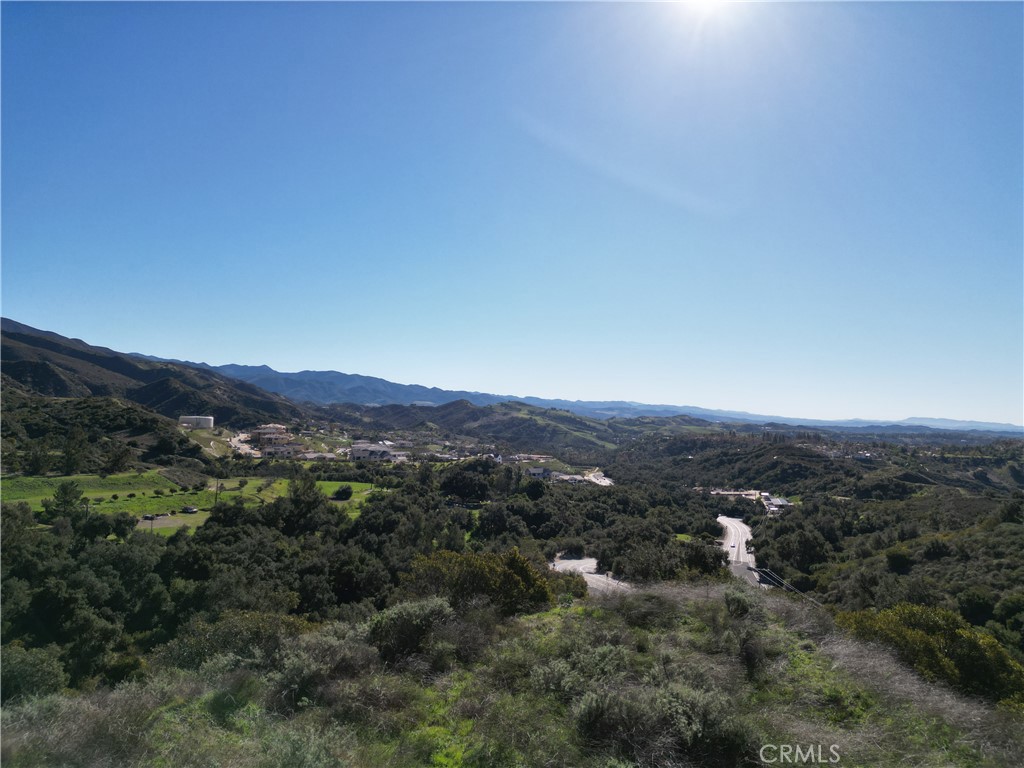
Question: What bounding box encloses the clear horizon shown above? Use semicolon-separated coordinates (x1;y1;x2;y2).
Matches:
3;2;1021;425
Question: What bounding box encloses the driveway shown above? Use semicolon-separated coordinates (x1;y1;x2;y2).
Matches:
552;556;631;594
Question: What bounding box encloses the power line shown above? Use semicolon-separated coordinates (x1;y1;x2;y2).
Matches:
756;567;826;610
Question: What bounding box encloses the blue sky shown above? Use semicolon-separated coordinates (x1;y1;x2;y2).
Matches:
3;1;1021;424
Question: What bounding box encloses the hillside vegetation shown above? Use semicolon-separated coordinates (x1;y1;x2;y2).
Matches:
3;582;1021;768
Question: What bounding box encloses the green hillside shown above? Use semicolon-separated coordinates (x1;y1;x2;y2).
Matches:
1;323;306;427
3;583;1020;767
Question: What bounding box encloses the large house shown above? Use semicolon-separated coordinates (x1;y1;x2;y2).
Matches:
351;442;408;462
260;443;303;458
251;424;291;446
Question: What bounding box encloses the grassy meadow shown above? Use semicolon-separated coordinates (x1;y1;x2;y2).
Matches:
1;473;375;531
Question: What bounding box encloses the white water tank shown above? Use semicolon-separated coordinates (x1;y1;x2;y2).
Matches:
178;415;214;429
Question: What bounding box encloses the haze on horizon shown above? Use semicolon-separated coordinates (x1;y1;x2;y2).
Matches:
2;2;1021;426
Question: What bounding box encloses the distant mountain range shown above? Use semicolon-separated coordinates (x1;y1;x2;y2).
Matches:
3;318;1020;434
130;354;1021;435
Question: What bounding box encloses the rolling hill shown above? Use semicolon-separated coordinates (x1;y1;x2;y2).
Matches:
134;347;1022;433
1;319;306;427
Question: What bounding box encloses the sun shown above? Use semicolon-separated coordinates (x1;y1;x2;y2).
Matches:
679;0;732;21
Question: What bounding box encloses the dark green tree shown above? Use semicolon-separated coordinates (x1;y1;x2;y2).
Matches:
61;425;89;475
39;480;85;524
24;440;51;475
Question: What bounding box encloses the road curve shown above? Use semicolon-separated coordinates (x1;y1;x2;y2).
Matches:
717;515;761;587
552;557;631;595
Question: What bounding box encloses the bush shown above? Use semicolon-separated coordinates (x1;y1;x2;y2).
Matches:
838;603;1024;707
401;549;553;617
724;587;753;618
560;538;585;558
548;569;588;602
1;644;68;703
739;630;767;681
154;610;314;670
367;598;454;663
206;668;262;724
573;684;749;764
265;624;378;712
608;592;682;630
332;484;353;501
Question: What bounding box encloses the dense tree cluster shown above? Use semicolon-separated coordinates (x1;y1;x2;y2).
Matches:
2;457;732;699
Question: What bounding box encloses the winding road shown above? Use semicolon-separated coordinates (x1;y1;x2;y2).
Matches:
716;515;761;587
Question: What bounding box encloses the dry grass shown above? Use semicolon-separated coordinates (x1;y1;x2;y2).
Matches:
816;633;1024;765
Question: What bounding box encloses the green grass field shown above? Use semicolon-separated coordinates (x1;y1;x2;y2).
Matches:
316;481;374;519
137;511;212;536
2;471;180;510
2;472;373;527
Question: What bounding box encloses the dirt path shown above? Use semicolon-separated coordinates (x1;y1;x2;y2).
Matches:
552;556;631;594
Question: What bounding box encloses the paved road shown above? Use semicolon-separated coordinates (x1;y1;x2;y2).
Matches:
229;433;257;456
717;515;761;587
553;557;631;594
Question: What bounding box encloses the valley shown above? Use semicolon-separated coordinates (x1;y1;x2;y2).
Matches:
2;320;1023;767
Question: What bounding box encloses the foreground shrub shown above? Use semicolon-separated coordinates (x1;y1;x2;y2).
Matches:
265;624;378;712
606;591;682;630
573;683;750;765
367;598;454;663
724;586;753;618
154;610;314;670
838;603;1024;707
1;645;68;703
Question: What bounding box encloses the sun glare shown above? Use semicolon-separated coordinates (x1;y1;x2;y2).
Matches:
677;0;733;23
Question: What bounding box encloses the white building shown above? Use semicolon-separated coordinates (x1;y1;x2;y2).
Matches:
350;442;408;462
261;443;302;458
179;415;215;429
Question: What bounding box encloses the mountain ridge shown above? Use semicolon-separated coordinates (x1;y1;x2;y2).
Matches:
134;356;1022;434
1;319;305;427
4;319;1020;433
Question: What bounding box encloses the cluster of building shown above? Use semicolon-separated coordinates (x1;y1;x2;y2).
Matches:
524;466;613;486
350;441;409;462
248;424;306;458
761;493;793;516
708;488;793;516
192;420;606;477
509;454;555;463
525;466;586;484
